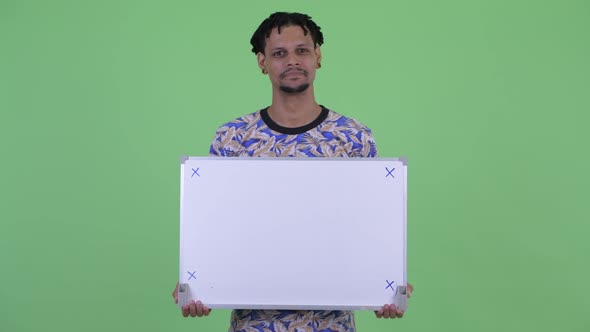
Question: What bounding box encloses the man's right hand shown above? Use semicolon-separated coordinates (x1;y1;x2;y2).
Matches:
172;282;212;317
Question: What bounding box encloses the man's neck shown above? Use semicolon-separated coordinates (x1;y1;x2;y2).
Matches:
268;87;322;128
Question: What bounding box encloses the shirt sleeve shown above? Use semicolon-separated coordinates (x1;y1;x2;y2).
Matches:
209;125;240;157
209;128;226;156
367;129;379;157
209;131;222;156
357;127;379;157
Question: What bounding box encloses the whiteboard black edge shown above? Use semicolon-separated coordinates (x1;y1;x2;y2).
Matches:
205;304;383;311
183;156;406;162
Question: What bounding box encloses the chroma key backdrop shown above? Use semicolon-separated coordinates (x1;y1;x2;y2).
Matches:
1;1;588;331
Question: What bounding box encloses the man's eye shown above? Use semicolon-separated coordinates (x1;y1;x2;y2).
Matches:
297;48;309;53
273;51;285;57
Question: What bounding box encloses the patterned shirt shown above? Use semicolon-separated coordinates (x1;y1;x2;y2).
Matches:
209;105;378;332
209;105;377;158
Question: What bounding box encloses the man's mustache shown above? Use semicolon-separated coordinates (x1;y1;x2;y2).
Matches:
280;68;308;79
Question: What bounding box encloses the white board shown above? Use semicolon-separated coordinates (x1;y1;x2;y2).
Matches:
178;157;407;310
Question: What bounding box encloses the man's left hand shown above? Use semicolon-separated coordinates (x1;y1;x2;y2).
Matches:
374;283;414;319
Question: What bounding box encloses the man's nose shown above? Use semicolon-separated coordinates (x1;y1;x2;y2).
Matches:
286;52;300;66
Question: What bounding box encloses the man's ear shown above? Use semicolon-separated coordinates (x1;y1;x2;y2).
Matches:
315;45;322;67
257;52;266;71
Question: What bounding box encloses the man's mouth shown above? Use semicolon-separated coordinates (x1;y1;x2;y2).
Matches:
281;69;307;79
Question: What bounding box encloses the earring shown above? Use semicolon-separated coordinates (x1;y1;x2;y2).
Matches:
262;68;268;74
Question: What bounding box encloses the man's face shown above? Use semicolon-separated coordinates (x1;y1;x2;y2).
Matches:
257;25;321;94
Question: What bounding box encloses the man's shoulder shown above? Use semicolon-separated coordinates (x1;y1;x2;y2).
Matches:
320;108;378;157
323;109;374;135
209;109;268;157
214;110;264;134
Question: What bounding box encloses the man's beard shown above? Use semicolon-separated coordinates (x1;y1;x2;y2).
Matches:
279;83;310;93
279;68;310;93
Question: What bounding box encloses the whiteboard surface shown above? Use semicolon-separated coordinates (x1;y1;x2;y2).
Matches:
179;157;407;310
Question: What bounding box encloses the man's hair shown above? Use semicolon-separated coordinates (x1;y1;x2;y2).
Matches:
250;12;324;55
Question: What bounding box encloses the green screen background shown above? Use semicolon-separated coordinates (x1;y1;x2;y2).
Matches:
1;0;589;331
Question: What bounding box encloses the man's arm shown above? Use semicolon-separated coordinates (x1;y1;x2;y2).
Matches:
362;126;411;319
173;126;232;317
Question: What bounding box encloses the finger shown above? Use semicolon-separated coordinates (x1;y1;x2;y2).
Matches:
382;304;391;319
375;309;383;318
173;282;179;303
196;301;204;317
391;304;404;318
408;283;414;298
390;304;398;319
204;306;211;316
392;304;404;318
181;304;189;317
189;301;197;317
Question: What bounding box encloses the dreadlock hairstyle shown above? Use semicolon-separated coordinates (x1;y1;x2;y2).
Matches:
250;12;324;55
